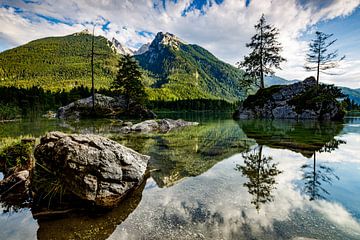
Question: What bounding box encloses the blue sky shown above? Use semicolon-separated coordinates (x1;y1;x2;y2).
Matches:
0;0;359;88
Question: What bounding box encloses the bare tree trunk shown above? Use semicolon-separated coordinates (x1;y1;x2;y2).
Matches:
316;40;321;86
260;25;264;89
91;25;95;113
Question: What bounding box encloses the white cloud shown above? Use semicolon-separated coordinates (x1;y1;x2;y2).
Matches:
0;0;359;87
107;148;360;239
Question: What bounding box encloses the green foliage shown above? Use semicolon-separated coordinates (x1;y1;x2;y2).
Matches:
237;119;345;158
0;33;118;91
0;140;34;174
113;119;252;187
343;97;360;111
242;85;283;108
0;85;92;118
235;145;282;210
148;99;239;111
239;14;286;89
0;103;21;121
112;55;147;108
304;31;345;85
135;35;247;102
0;31;249;103
289;84;345;116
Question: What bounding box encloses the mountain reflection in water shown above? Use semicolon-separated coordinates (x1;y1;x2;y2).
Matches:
1;115;360;239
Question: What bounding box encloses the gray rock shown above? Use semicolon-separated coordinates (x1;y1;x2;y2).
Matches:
57;94;156;120
234;76;344;120
57;94;125;119
123;119;199;133
272;105;297;119
34;131;150;207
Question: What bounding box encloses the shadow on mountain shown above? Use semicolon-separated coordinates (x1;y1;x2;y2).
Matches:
237;119;344;158
114;120;254;187
34;178;147;240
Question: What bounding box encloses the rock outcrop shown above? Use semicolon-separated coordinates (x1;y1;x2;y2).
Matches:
57;93;156;120
234;77;345;120
120;119;199;133
34;131;150;208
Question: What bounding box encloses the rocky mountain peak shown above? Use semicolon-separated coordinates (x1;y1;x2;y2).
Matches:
134;42;150;55
111;37;134;55
149;32;186;51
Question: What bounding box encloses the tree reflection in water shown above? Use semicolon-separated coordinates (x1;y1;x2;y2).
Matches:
301;139;346;201
235;145;282;211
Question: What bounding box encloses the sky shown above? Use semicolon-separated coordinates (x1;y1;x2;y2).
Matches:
0;0;359;88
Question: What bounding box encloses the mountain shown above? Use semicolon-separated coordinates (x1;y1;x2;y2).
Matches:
0;31;118;90
111;37;134;55
264;75;299;87
265;76;360;105
134;43;150;55
135;32;247;101
340;87;360;104
0;31;247;101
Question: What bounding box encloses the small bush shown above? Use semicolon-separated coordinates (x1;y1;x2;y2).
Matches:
0;103;21;121
0;140;34;175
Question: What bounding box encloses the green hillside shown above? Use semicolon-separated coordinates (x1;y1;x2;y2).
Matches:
0;31;118;91
0;31;247;102
135;32;247;102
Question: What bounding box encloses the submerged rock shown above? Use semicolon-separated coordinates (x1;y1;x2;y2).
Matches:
57;93;156;120
233;77;345;120
121;119;199;133
34;131;150;208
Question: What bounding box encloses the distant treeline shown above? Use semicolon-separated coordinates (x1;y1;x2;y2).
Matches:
343;97;360;111
0;86;91;119
147;99;239;111
0;86;238;120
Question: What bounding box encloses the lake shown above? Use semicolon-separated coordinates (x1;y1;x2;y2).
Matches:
1;113;360;240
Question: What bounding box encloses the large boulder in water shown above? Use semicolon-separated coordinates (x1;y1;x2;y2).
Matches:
233;77;345;120
57;93;156;120
34;131;150;208
121;119;199;133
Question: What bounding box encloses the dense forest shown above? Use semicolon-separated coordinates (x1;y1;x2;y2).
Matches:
136;32;248;102
0;32;118;91
0;85;238;120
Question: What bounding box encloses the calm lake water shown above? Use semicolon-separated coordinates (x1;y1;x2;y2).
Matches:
1;113;360;240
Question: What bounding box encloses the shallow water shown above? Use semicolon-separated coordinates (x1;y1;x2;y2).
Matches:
1;114;360;240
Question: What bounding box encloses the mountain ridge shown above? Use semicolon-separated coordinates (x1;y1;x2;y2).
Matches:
0;30;248;102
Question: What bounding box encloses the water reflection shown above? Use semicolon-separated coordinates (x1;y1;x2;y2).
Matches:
302;151;339;200
114;120;254;187
237;119;344;157
301;139;346;201
34;178;146;240
1;116;360;239
235;145;282;210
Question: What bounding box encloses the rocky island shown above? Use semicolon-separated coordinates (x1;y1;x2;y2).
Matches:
233;77;345;121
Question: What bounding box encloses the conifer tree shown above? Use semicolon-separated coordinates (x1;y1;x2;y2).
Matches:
304;31;345;86
239;14;286;89
112;55;147;110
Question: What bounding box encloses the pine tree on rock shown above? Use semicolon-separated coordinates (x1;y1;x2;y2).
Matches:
112;54;147;110
304;31;345;86
239;14;286;89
